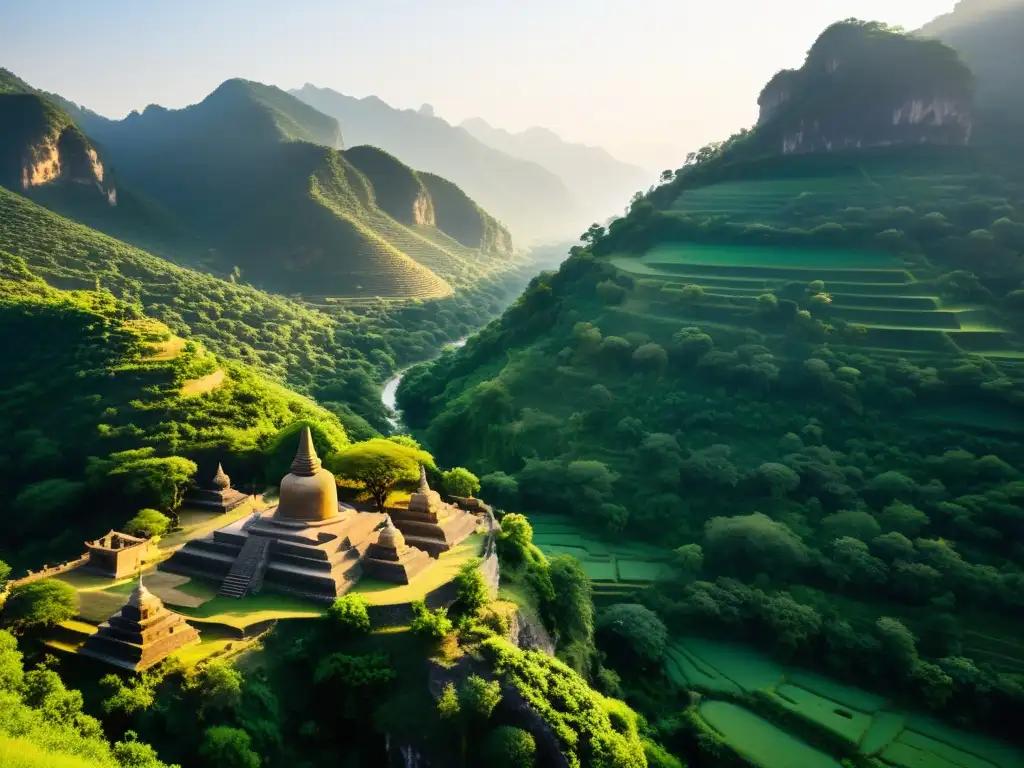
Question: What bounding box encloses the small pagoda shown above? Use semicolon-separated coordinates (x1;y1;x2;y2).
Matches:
184;463;248;514
362;515;433;584
387;466;478;556
79;576;200;671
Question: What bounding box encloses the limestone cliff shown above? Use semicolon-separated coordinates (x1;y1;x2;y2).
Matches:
755;20;974;155
0;92;116;204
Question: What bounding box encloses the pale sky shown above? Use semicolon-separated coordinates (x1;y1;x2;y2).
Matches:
2;0;956;170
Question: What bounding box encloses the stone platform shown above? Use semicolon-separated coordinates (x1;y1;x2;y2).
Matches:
387;504;479;557
162;504;385;603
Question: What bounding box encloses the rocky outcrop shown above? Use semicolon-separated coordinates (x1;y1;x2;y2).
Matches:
0;93;116;203
755;20;975;155
509;608;556;656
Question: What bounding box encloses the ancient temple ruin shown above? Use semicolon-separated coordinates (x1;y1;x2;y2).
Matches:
183;462;248;514
161;427;386;602
84;530;149;579
79;577;200;671
386;465;478;556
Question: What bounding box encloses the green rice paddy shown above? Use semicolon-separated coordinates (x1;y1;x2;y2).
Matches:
529;514;675;602
672;636;1024;768
698;700;843;768
610;242;1020;358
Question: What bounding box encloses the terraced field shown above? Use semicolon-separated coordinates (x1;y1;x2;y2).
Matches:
528;514;675;603
669;171;1001;226
610;243;1021;359
668;636;1023;768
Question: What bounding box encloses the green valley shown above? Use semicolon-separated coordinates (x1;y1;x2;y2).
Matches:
399;18;1024;768
6;6;1024;768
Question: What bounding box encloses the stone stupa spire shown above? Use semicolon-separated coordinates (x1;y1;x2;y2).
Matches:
212;462;230;489
417;464;430;494
290;426;323;476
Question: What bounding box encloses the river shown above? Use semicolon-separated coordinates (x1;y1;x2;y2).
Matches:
382;337;467;430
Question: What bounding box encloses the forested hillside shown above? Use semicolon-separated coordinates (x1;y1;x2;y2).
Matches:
44;77;515;299
290;84;580;243
0;250;351;569
399;19;1024;760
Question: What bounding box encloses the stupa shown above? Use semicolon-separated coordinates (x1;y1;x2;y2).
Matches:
387;465;478;556
161;427;383;602
183;462;248;514
361;515;433;584
79;576;200;671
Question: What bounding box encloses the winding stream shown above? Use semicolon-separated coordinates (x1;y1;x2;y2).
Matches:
382;337;466;430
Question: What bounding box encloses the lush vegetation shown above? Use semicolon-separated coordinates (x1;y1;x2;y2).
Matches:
0;630;172;767
398;18;1024;766
0;250;355;568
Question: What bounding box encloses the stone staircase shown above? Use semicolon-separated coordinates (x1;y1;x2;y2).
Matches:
218;537;272;598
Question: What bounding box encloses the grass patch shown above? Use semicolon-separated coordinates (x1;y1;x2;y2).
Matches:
0;734;106;768
641;243;902;269
665;646;742;696
697;700;844;768
173;592;325;629
859;711;907;755
351;532;485;606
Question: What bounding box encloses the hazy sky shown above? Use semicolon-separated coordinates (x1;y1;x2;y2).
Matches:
2;0;956;170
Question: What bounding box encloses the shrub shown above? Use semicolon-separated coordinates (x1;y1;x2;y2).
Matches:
480;472;519;508
459;675;502;721
410;600;453;641
483;726;536;768
596;280;628;305
453;559;489;615
123;509;172;538
2;579;77;629
442;467;480;498
327;594;371;635
199;726;260;768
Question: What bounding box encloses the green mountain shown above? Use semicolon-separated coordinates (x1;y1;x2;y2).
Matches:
398;19;1024;756
290;84;580;243
754;20;974;155
919;0;1024;150
461;116;650;223
60;79;514;298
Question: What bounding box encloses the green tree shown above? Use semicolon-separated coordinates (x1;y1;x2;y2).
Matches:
409;600;453;641
453;559;489;616
123;509;172;538
437;681;460;720
597;604;668;664
704;512;810;581
480;472;519;508
820;509;882;543
191;660;242;715
459;675;501;721
328;438;431;512
442;467;480;498
0;559;10;593
110;456;198;511
198;726;260;768
483;726;536;768
877;501;930;537
674;544;704;581
2;578;77;629
326;594;371;635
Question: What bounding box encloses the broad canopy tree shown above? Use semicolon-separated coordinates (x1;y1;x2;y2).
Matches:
328;438;432;512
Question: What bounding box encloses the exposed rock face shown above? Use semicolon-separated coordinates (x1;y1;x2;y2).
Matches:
756;20;974;155
0;93;116;204
509;608;556;656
